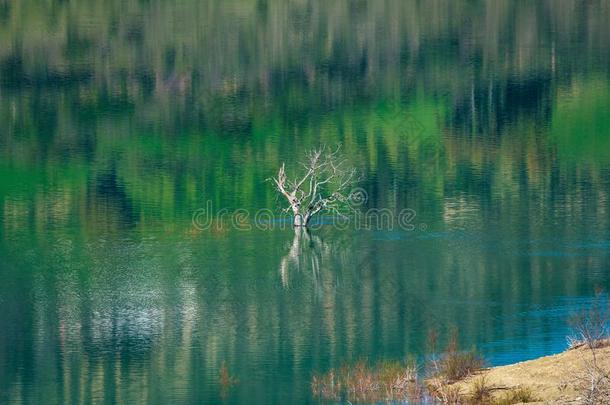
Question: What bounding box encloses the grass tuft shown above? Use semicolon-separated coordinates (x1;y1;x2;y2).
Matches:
430;329;486;382
311;358;423;403
469;376;494;404
490;387;538;405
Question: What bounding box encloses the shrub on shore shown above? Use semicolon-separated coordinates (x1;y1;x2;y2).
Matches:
311;329;488;404
568;292;610;405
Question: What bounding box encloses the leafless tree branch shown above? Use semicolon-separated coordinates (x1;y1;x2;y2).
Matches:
270;145;360;227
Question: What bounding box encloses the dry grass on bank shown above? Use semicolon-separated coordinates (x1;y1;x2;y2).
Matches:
454;342;610;404
311;358;425;403
310;354;541;404
443;295;610;404
311;295;610;404
310;295;610;404
311;345;610;404
311;331;493;404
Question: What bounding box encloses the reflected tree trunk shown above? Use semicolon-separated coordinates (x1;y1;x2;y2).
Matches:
279;228;327;288
279;229;303;287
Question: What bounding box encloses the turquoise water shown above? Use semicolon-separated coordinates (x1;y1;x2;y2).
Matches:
1;1;610;403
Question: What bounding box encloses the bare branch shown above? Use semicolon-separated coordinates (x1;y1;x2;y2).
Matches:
270;145;360;227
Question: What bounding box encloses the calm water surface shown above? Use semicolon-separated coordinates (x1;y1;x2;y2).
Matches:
1;1;610;404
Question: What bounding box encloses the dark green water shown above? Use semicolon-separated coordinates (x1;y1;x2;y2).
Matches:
1;1;610;404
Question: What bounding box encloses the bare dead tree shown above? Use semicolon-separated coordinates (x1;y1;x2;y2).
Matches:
568;295;610;351
567;294;610;404
271;145;359;227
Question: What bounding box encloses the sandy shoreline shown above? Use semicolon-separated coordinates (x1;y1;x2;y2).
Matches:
451;343;610;403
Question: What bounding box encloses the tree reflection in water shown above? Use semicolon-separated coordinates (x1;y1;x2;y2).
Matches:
279;228;329;289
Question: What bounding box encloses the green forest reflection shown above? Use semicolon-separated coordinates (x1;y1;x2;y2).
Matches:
1;0;610;404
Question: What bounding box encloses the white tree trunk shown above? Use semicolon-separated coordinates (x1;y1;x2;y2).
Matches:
293;213;306;227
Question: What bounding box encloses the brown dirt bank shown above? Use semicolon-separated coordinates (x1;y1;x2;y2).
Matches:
452;343;610;404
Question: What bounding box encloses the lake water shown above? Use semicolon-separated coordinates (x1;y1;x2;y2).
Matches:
1;1;610;404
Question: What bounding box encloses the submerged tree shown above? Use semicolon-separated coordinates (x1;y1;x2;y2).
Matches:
271;146;360;227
